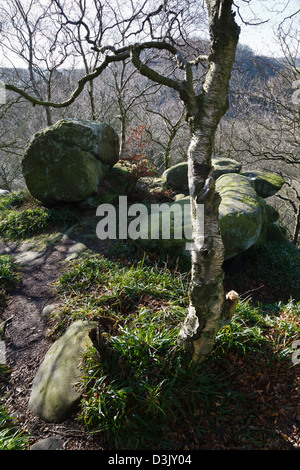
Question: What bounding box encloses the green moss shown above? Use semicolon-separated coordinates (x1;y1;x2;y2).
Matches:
242;171;285;198
22;119;119;205
216;174;263;259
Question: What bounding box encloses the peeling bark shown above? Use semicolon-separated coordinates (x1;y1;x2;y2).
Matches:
178;0;240;362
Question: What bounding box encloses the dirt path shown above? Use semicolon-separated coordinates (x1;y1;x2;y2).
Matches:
0;235;104;450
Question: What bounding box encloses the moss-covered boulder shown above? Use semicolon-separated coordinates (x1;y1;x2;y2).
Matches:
242;170;284;198
161;162;189;193
212;157;242;179
138;173;280;260
78;162;138;208
138;197;193;255
28;320;96;423
22;119;119;205
161;157;242;193
216;174;266;259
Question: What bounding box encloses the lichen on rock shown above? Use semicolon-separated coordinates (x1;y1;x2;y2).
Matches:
22;119;119;205
241;170;284;198
28;320;97;423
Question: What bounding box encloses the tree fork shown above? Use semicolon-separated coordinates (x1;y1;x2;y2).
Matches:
178;0;240;362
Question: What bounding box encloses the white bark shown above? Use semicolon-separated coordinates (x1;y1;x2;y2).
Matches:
178;0;240;362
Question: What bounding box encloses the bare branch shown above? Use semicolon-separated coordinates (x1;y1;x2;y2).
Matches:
129;45;184;94
5;49;130;107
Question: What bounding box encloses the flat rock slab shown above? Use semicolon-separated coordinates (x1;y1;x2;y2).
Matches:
65;242;88;261
28;320;97;423
30;436;64;450
14;250;44;266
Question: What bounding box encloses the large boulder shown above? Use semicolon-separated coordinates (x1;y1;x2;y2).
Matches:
161;157;242;193
161;162;189;193
216;173;266;259
22;119;119;205
241;170;285;198
138;173;281;260
212;157;242;179
78;161;138;209
138;197;193;254
28;320;97;422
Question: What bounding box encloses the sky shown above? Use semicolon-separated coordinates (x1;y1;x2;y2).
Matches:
0;0;299;69
236;0;299;56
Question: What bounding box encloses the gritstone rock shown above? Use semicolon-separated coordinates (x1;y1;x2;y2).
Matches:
22;119;119;205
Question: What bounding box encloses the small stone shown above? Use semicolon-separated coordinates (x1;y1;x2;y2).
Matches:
30;436;64;450
41;304;56;318
65;242;87;261
14;251;43;265
68;242;87;254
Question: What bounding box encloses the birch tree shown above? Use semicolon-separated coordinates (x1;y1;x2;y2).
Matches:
4;0;241;362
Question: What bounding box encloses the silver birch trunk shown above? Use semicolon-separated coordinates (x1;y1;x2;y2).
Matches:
178;0;240;362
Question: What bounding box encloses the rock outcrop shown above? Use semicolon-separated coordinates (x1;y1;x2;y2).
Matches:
78;161;138;209
241;170;285;198
161;157;242;192
216;173;269;259
161;162;189;193
139;161;284;260
22;119;119;205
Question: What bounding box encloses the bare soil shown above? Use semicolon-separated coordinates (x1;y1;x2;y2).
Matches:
0;230;108;450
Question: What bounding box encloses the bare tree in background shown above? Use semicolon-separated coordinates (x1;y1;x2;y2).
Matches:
104;59;161;158
0;0;76;126
146;102;186;170
4;0;242;362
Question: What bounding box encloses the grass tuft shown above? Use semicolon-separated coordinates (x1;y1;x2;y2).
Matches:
0;365;29;450
0;255;20;309
0;204;79;241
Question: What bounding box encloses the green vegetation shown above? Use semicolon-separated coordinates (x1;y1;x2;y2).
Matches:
0;192;299;450
0;255;20;309
0;192;79;240
0;255;20;292
246;241;300;300
75;296;300;449
215;300;300;360
0;208;53;240
51;242;300;449
0;191;25;212
225;238;300;302
52;254;188;335
0;365;29;450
